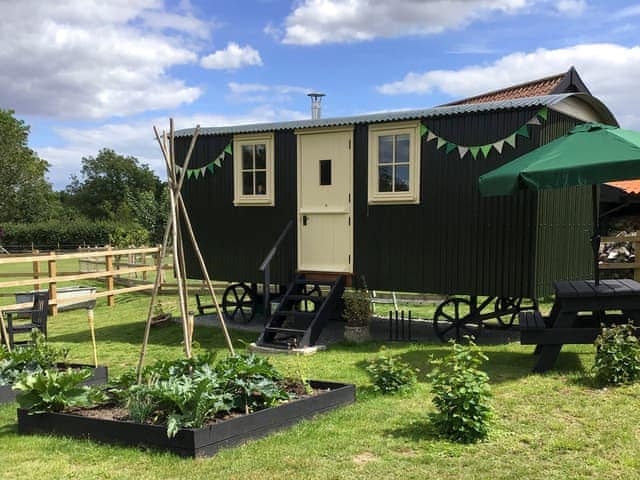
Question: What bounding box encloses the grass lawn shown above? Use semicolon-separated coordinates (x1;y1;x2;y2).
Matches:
1;293;640;479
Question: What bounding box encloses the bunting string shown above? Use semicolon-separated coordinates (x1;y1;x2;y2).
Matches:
422;107;548;159
176;142;232;179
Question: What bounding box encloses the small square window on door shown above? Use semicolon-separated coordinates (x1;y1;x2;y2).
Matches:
319;159;332;185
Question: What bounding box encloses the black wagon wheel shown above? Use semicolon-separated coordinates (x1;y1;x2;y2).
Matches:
296;283;322;313
222;283;257;323
493;297;522;329
433;297;482;342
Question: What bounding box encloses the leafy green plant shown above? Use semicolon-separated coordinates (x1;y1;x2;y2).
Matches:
0;331;68;386
366;349;418;394
14;368;106;413
342;289;372;327
427;338;492;443
592;322;640;386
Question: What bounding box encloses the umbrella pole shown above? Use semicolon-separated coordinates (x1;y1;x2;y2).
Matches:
592;184;601;286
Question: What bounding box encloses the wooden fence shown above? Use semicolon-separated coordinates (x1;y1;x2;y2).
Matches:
0;246;161;315
599;235;640;281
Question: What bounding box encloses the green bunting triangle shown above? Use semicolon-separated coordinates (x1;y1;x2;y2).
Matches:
469;146;480;159
436;137;447;149
480;145;493;158
505;134;517;148
516;125;530;138
445;142;457;154
537;107;548;121
224;143;232;154
420;124;428;137
187;169;194;179
214;158;222;167
207;163;215;173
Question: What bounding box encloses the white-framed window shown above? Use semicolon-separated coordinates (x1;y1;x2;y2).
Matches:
367;121;421;205
233;133;275;206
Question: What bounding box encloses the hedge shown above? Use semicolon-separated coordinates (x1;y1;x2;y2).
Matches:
0;220;150;249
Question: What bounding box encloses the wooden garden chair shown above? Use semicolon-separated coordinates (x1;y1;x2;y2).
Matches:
5;291;49;348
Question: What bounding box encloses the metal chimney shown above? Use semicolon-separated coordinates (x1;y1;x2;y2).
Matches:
308;92;325;120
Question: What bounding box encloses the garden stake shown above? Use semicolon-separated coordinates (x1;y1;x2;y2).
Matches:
0;311;11;353
87;308;98;367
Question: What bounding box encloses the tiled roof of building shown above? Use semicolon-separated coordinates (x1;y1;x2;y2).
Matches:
444;73;566;106
443;67;590;106
607;180;640;195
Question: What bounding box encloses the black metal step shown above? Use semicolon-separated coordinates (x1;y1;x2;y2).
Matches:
286;294;326;302
265;327;307;334
294;278;336;287
272;310;316;317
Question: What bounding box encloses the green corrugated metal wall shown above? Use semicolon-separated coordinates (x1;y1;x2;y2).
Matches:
533;112;593;297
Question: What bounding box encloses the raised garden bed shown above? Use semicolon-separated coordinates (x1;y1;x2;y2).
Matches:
0;364;108;404
18;380;355;458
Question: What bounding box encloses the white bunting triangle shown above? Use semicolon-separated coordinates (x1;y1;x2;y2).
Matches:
493;140;505;154
527;116;541;126
200;166;207;176
457;146;468;158
426;131;438;142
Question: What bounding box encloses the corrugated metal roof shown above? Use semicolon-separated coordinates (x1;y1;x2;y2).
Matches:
607;180;640;195
174;93;603;137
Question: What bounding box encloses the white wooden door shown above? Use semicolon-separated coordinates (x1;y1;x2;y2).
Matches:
297;128;353;273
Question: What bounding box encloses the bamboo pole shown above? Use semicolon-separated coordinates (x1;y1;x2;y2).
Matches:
178;195;235;354
87;309;98;367
167;118;191;358
0;311;11;353
136;209;173;381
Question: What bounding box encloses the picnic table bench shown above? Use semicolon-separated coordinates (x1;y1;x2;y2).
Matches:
520;279;640;372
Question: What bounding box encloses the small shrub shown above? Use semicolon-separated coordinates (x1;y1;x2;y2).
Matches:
0;331;68;386
592;322;640;386
366;350;418;394
342;289;372;327
427;338;492;443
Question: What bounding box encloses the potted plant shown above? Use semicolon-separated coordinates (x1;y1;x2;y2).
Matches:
150;300;172;327
342;289;372;343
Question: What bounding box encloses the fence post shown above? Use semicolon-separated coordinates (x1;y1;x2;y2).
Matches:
48;251;57;316
106;246;115;307
142;252;147;281
634;240;640;282
32;249;40;291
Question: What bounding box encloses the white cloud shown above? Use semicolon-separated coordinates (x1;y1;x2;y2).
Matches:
554;0;587;14
200;43;263;70
376;43;640;128
281;0;530;45
611;4;640;19
0;0;209;119
38;107;308;188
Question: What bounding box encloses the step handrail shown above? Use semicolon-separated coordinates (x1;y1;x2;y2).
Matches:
259;219;294;317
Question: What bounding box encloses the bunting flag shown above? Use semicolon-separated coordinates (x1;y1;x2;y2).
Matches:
180;142;232;180
421;107;548;159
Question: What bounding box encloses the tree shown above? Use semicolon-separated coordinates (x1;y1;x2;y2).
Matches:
0;109;57;222
64;149;167;241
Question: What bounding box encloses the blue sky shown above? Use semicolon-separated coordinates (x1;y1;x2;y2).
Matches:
2;0;640;188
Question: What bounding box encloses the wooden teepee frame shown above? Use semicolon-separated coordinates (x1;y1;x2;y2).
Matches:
137;119;234;380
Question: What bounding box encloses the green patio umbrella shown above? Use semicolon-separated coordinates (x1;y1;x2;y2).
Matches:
478;122;640;285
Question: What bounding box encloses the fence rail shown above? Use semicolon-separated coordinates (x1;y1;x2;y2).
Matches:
0;246;162;315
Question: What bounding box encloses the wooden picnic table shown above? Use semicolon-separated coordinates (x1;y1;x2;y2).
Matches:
520;279;640;373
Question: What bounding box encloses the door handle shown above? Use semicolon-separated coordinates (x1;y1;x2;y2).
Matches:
302;215;308;226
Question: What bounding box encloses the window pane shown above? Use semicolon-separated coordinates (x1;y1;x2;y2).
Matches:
378;135;393;164
242;145;253;170
395;165;410;191
255;172;267;195
242;172;254;195
396;134;410;163
319;159;331;185
255;143;266;169
378;166;393;192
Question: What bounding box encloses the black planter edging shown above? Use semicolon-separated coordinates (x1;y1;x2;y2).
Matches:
0;364;108;405
18;380;355;458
